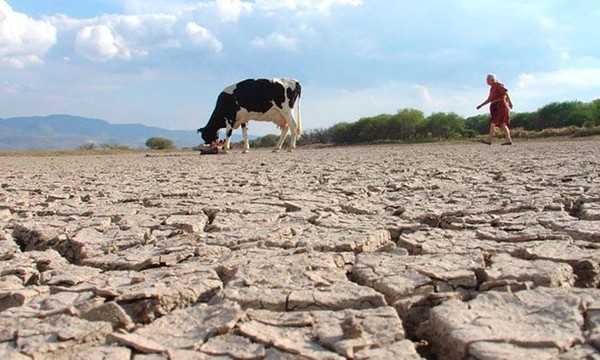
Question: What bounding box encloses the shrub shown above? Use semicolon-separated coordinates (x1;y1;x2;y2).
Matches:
77;142;97;150
100;142;129;150
250;134;280;148
145;137;175;150
573;125;600;137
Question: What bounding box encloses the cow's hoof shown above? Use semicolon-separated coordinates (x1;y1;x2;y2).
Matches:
272;149;280;153
242;150;249;154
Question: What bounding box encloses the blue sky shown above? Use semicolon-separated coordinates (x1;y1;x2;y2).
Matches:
1;0;599;135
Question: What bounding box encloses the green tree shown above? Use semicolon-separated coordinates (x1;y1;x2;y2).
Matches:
510;112;537;130
423;112;466;139
464;115;489;134
570;103;594;127
329;122;353;144
351;115;391;143
534;101;589;129
146;137;175;150
388;108;425;141
590;99;600;126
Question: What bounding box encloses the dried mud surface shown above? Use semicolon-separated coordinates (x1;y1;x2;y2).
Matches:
1;140;599;359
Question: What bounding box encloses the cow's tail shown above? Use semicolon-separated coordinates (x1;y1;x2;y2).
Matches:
295;82;302;138
296;96;302;138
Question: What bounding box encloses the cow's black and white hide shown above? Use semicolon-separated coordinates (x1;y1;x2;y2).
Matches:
197;78;302;153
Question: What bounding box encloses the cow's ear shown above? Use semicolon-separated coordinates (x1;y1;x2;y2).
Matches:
197;127;204;133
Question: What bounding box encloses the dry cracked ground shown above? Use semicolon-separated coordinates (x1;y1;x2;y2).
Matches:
1;140;599;360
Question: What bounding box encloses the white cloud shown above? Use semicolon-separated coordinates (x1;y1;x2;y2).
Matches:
251;32;299;51
414;84;433;107
1;80;18;94
0;0;57;69
514;68;600;105
190;0;254;23
121;0;362;18
190;0;361;23
75;24;132;61
66;13;222;62
540;17;558;30
255;0;363;15
121;0;198;15
312;0;363;14
214;0;253;22
12;0;364;66
516;68;600;98
186;22;222;52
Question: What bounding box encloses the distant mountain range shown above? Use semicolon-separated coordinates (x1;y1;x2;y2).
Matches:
0;115;249;151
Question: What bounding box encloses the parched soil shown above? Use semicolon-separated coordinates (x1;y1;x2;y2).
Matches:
1;140;599;359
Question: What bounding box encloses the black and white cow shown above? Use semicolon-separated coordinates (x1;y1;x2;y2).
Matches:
197;78;302;153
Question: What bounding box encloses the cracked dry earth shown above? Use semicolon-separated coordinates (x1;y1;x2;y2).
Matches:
1;140;599;360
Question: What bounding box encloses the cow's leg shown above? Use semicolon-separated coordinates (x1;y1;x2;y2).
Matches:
273;127;289;153
242;123;250;153
287;121;298;152
281;111;298;152
223;137;230;154
223;125;233;153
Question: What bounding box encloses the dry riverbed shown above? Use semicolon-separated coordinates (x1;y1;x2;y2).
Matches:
1;140;599;359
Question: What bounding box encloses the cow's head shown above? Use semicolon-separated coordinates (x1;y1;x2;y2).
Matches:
198;90;237;144
197;126;219;144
